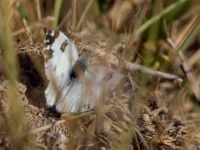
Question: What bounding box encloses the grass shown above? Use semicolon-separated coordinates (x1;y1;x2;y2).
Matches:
136;0;188;35
34;0;42;21
76;0;94;30
0;0;200;149
0;1;32;149
52;0;63;28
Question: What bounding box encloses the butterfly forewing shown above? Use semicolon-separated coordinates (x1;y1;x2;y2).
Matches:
43;29;78;108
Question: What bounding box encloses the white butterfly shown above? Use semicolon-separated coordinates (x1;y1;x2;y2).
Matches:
43;28;130;113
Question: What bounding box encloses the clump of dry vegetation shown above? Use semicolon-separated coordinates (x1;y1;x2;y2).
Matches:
1;0;200;149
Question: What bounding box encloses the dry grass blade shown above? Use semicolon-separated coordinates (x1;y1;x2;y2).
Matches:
23;18;33;42
168;38;200;100
187;48;200;66
76;0;94;30
34;0;42;21
167;12;200;101
35;0;42;20
71;0;77;29
12;16;54;37
176;14;200;50
62;110;93;119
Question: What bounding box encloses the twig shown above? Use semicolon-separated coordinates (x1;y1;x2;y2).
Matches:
124;61;183;83
85;45;183;83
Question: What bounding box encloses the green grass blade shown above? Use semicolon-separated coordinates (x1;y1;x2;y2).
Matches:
52;0;63;28
136;0;187;35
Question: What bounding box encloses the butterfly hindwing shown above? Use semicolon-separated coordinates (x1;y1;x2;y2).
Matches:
43;29;130;113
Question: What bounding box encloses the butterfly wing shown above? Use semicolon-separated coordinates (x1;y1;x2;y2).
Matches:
54;63;130;113
55;78;84;112
43;29;78;108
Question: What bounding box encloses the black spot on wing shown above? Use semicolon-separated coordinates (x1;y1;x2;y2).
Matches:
45;31;55;46
67;53;90;83
44;28;60;46
69;56;88;81
69;69;77;80
60;41;68;52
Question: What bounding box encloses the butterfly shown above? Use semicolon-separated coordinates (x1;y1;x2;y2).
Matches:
43;28;131;113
